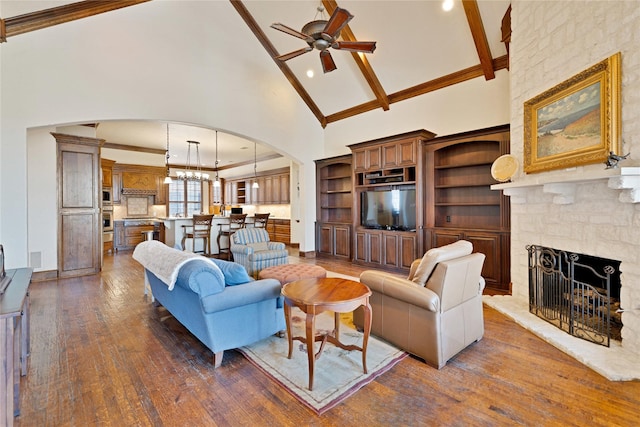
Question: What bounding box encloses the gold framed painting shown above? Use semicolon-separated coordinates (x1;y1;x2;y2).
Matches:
523;52;621;174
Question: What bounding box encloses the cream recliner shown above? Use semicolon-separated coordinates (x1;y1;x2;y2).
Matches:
353;240;486;369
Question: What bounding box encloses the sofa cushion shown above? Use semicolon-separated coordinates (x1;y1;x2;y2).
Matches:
209;258;252;286
411;240;473;287
247;241;270;252
175;259;225;296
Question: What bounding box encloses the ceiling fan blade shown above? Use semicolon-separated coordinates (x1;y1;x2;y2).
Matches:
275;46;313;61
332;40;377;54
320;50;337;73
270;23;314;43
321;7;353;39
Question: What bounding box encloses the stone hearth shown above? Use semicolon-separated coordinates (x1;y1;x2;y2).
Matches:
489;167;640;381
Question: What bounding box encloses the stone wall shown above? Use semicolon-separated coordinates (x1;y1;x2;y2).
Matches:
508;1;640;354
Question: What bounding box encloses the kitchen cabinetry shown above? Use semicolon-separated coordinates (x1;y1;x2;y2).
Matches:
423;124;510;292
226;169;290;205
155;175;167;205
315;155;353;260
266;219;290;244
112;172;121;204
349;130;435;272
101;158;115;188
114;221;164;251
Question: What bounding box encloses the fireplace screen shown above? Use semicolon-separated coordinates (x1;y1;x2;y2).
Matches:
527;245;621;347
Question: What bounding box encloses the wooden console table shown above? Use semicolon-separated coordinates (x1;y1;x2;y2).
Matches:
1;268;32;426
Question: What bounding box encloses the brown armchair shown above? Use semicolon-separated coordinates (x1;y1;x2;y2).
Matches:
354;240;486;369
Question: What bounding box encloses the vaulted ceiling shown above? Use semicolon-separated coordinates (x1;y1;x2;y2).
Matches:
0;0;511;170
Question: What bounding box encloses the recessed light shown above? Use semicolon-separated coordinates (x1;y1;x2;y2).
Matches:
307;69;314;78
442;0;454;12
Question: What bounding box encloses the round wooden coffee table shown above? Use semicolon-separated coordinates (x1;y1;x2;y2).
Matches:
281;277;372;391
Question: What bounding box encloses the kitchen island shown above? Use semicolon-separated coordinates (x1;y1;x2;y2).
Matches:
162;216;256;254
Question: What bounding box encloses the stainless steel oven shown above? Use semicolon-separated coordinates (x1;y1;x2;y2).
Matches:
102;210;113;232
102;187;113;206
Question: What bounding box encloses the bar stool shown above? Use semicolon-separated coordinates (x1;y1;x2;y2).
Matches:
253;213;270;229
181;214;214;256
217;213;247;260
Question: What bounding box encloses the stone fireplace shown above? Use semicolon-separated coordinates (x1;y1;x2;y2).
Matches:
484;167;640;380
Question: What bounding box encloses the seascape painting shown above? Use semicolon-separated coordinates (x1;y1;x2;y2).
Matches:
536;82;601;158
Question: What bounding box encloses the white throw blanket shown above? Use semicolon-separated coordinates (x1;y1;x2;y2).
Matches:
132;240;217;290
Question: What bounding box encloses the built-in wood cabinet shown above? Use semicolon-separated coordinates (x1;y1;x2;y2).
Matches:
315;155;353;260
349;130;436;272
53;133;103;278
266;219;291;244
114;221;164;251
101;158;115;188
225;169;290;205
423;124;511;292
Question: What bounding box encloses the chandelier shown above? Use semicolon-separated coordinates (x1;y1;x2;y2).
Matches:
176;140;209;181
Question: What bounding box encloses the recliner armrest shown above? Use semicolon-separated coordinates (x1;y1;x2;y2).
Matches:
360;270;440;312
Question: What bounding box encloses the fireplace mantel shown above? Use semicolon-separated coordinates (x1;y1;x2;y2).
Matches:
491;167;640;204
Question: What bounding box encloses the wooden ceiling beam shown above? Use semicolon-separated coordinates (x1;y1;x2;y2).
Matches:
0;0;150;42
230;0;327;128
462;0;495;80
103;142;166;155
325;55;509;124
322;0;389;111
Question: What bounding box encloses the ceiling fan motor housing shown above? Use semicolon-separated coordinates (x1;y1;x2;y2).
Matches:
302;20;335;51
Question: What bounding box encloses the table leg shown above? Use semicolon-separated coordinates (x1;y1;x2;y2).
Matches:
21;292;30;376
334;311;340;340
361;299;372;374
1;317;15;424
284;302;293;359
305;312;316;391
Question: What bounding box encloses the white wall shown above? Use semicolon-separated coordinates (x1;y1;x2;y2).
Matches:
0;1;510;269
508;0;640;353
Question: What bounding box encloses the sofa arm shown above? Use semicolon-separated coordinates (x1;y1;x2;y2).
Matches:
230;244;253;255
267;242;286;250
360;270;440;312
200;278;282;313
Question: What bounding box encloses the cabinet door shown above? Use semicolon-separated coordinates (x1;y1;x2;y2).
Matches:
354;231;367;262
102;167;112;187
368;231;383;265
464;231;502;291
279;174;290;203
353;150;366;171
155;175;167;205
333;224;351;259
263;176;273;203
317;224;334;256
383;233;398;268
399;234;418;269
382;143;398;167
398;140;416;165
271;175;281;204
112;172;121;204
367;147;382;170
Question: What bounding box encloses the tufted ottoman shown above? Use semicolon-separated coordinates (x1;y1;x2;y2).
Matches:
258;264;327;285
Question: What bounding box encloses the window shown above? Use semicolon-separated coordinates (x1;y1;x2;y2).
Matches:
169;180;202;217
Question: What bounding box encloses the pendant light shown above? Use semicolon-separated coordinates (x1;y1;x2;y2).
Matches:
213;130;221;188
177;140;210;181
163;123;172;184
252;142;260;189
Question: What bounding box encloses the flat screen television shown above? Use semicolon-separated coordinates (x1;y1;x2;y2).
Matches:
360;189;416;231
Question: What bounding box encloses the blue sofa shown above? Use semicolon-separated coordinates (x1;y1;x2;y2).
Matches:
133;241;285;367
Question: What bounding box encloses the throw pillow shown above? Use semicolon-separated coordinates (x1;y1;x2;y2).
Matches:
411;240;473;287
209;258;252;286
248;241;269;252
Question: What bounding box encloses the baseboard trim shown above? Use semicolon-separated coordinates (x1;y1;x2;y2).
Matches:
32;270;58;282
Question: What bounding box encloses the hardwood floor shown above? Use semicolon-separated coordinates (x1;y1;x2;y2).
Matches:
16;250;640;426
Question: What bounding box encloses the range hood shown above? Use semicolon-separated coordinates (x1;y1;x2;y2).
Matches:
121;171;157;196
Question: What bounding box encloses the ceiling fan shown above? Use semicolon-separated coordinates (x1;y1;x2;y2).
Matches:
270;7;377;73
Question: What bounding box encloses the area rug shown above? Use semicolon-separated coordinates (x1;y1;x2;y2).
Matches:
238;308;407;415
